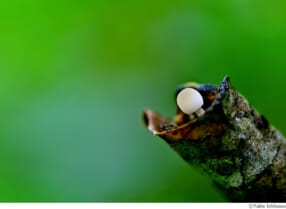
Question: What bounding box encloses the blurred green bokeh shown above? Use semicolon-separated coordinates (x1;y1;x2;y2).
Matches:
0;0;286;202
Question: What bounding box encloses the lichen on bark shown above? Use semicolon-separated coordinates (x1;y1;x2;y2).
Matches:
142;76;286;202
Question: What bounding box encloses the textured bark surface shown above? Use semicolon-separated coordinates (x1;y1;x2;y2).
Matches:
142;76;286;202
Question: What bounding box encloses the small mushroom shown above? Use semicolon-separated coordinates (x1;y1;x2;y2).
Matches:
176;88;205;118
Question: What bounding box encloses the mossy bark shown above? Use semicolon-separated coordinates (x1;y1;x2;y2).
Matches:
143;76;286;202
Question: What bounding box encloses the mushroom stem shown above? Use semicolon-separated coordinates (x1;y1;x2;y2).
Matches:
195;108;205;117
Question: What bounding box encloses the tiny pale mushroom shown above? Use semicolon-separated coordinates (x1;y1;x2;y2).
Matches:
176;88;205;117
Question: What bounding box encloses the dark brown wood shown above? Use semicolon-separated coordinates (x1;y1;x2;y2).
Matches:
143;76;286;202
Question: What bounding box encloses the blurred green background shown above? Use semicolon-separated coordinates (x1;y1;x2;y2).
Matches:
0;0;286;202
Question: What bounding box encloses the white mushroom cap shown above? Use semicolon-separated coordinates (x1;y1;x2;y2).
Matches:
176;88;204;115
